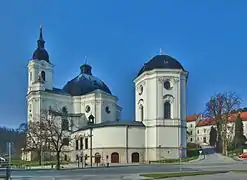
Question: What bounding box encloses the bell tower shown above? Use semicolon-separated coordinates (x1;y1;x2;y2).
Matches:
134;52;188;161
27;26;53;93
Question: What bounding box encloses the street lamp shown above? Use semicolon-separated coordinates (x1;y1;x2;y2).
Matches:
88;114;94;168
158;145;161;163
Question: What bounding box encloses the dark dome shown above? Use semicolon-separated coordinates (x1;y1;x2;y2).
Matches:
32;26;50;62
32;48;49;62
63;64;111;96
137;54;184;77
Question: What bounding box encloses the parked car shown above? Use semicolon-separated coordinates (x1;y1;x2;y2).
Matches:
0;157;8;168
238;153;247;159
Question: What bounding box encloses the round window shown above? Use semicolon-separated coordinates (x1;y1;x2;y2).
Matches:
164;81;171;90
85;105;91;113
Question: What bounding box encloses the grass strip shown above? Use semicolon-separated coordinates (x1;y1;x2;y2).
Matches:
140;171;229;179
149;156;199;164
232;170;247;173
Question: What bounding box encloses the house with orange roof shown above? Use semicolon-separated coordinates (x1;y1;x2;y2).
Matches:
186;112;247;145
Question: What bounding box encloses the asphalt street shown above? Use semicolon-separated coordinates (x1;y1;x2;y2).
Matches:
0;145;246;179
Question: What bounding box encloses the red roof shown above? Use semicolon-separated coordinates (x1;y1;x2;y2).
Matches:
186;114;200;122
195;112;247;127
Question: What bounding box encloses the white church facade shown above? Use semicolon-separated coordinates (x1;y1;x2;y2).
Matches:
25;27;188;165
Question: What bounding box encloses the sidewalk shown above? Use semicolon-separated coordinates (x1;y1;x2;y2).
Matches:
8;162;143;170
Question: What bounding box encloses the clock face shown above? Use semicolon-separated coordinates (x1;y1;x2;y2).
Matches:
138;85;143;95
85;105;91;113
164;81;171;90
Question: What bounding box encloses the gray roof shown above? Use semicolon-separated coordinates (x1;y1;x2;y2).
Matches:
63;64;111;96
45;88;71;96
137;55;185;77
72;121;145;133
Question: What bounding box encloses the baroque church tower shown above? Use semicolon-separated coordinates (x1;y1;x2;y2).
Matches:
27;26;53;121
134;51;188;160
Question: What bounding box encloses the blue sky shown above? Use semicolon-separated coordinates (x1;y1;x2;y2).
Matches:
1;0;247;128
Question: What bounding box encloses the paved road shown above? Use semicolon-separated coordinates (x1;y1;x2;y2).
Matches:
166;172;247;180
0;146;246;179
191;145;237;165
0;165;199;179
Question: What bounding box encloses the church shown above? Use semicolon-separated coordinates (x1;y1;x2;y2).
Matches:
25;27;188;165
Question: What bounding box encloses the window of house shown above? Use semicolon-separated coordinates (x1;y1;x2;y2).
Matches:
62;119;69;131
41;71;45;81
190;138;193;142
64;154;68;161
140;105;144;121
190;124;193;127
29;104;32;113
29;72;32;82
75;140;79;150
197;130;199;134
204;129;206;133
85;138;88;149
164;102;171;119
62;138;69;146
80;137;83;149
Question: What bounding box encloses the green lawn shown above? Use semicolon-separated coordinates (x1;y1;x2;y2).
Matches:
140;171;229;179
150;156;198;164
231;170;247;173
10;160;69;167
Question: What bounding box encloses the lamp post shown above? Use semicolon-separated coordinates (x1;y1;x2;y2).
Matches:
158;145;161;163
88;114;94;168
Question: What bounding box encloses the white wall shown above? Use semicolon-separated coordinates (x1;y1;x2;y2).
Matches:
134;68;188;158
72;126;145;149
28;59;53;91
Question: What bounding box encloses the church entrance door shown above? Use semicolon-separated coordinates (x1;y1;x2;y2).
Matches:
131;152;139;163
111;152;119;163
95;153;101;164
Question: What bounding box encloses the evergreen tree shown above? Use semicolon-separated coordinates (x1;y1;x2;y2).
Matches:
209;126;217;146
233;114;246;149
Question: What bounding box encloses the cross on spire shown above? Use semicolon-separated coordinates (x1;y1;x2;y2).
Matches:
39;25;44;40
37;25;45;49
84;56;88;64
159;48;164;55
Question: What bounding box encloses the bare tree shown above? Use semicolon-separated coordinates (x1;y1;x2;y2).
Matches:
204;92;241;155
40;107;71;170
24;120;49;165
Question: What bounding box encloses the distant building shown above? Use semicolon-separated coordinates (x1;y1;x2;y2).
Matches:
186;112;247;145
23;27;188;164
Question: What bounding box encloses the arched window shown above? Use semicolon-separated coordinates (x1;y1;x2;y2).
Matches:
164;101;171;119
41;71;45;81
139;105;144;121
29;72;32;82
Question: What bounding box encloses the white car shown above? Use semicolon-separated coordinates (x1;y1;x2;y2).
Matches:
0;157;7;167
0;157;6;162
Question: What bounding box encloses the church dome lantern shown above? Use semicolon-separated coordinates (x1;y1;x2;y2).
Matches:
63;64;111;96
32;26;50;62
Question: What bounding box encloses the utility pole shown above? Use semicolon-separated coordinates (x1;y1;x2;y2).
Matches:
179;144;182;172
90;127;93;168
88;114;94;168
6;142;12;180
